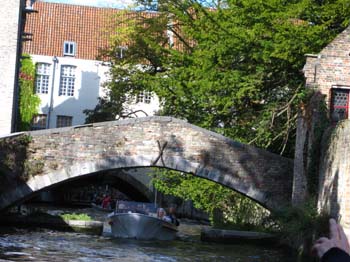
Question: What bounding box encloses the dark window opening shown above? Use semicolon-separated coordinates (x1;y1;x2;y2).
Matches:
331;88;349;122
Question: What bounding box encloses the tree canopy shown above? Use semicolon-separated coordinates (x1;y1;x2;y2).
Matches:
85;0;350;157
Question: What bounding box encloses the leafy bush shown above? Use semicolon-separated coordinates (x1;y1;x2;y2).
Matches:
269;200;330;260
150;168;269;229
60;213;92;221
19;55;40;131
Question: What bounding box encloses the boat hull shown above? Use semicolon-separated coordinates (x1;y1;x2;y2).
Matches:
109;213;178;240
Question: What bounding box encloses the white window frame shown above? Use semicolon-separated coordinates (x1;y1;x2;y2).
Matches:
59;65;76;96
35;63;51;94
63;41;76;56
137;90;152;104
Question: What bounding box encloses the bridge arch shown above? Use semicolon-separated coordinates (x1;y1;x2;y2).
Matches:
0;117;293;210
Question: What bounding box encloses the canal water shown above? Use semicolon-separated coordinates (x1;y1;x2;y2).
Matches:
0;227;295;262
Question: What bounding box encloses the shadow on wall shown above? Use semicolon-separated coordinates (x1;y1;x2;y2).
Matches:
50;70;100;126
168;132;293;210
316;116;342;220
0;134;43;212
93;127;294;211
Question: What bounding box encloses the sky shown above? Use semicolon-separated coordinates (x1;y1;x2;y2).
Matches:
41;0;137;8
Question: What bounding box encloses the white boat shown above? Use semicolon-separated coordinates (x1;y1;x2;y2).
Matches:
108;212;178;240
107;201;178;240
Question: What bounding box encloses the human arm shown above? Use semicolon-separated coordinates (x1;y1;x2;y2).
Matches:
313;219;350;261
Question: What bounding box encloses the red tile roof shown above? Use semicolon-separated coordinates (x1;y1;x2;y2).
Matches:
23;1;131;60
23;1;189;61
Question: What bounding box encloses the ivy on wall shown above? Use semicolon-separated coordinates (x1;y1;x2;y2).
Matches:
0;135;43;184
18;54;40;131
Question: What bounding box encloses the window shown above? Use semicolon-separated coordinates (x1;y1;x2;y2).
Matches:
63;41;76;56
116;46;127;59
331;88;349;122
56;115;72;128
59;65;76;96
31;114;47;130
137;90;152;104
35;63;50;94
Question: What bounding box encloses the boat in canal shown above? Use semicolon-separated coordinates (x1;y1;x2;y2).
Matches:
107;201;178;240
91;203;113;212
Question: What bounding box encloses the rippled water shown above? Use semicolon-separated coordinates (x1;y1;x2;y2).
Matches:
0;227;294;262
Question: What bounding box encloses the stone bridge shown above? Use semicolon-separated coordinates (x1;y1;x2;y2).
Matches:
0;117;293;211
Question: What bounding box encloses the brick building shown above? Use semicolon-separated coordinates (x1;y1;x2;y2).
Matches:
304;26;350;122
0;0;26;136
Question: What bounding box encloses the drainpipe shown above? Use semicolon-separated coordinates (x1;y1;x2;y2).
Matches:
12;0;27;133
47;56;58;129
314;54;321;83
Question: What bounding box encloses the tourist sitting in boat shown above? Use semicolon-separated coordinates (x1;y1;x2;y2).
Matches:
168;207;180;226
102;194;111;209
157;208;172;223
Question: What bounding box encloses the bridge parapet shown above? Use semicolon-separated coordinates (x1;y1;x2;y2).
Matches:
0;116;293;210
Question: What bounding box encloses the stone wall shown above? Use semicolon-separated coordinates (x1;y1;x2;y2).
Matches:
0;117;294;211
318;120;350;235
292;93;329;205
0;0;24;136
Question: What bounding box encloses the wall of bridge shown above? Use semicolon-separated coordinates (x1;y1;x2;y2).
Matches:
318;120;350;235
0;117;294;211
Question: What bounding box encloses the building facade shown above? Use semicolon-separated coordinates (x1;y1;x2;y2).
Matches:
0;0;26;136
304;26;350;122
23;1;160;130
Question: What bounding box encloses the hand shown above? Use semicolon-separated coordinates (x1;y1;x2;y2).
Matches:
312;219;350;258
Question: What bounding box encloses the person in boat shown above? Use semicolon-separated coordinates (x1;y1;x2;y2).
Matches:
101;194;111;209
167;207;180;226
157;208;172;223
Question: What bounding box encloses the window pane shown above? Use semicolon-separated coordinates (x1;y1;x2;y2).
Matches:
63;41;76;56
64;43;69;54
137;91;152;104
331;89;349;121
35;63;50;94
59;65;76;96
56;115;72;128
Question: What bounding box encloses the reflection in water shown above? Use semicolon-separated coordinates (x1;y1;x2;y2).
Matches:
0;227;294;262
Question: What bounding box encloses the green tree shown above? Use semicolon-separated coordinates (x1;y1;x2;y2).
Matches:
84;0;350;228
86;0;350;157
151;169;269;227
18;55;40;131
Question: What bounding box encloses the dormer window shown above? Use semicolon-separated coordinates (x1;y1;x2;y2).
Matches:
63;41;76;56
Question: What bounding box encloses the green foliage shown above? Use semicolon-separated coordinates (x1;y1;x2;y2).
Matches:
19;55;40;131
85;0;348;243
60;213;92;221
306;94;330;196
86;0;350;157
270;200;330;259
0;134;41;182
150;168;269;228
